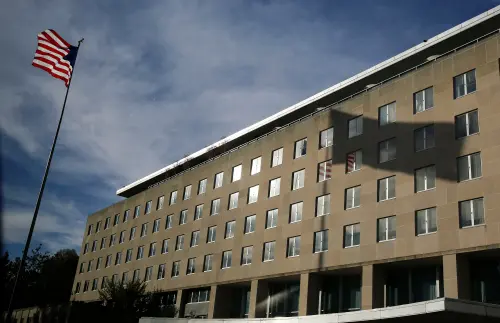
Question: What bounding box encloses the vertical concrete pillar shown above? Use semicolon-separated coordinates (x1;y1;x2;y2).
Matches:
444;254;470;300
362;264;385;309
298;273;320;316
249;279;269;318
361;264;374;310
208;285;218;319
175;289;184;318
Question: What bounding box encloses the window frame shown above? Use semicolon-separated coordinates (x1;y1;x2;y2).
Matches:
348;115;363;138
345;185;361;210
377;216;396;242
198;178;207;195
228;192;239;210
248;185;259;204
250;156;262;175
415;207;437;236
214;172;224;189
207;226;216;243
457;152;482;182
289;201;303;223
244;215;256;234
221;250;232;269
263;241;276;262
459;197;485;228
232;164;243;182
378;102;396;127
377;176;396;202
241;246;253;266
343;223;360;248
292;169;305;190
346;150;362;173
319;127;334;149
225;221;236;239
190;230;200;247
313;230;328;253
211;198;221;215
268;177;281;197
316;194;331;217
455;110;479;139
266;209;278;229
415;165;436;192
453;69;476;99
294;138;307;159
317;160;332;182
414;124;435;152
378;138;397;163
203;254;213;272
183;185;192;200
271;147;284;167
414;86;434;114
286;236;301;258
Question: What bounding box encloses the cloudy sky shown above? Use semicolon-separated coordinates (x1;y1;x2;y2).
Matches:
1;0;497;256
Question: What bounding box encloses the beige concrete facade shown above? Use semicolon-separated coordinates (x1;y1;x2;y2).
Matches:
71;29;500;319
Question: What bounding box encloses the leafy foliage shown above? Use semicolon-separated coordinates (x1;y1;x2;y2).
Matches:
2;245;78;312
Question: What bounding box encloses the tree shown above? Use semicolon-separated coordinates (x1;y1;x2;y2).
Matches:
98;279;177;323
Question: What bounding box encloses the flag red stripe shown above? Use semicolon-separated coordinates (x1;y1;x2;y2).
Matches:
34;50;72;71
32;62;70;85
33;56;71;76
48;29;71;48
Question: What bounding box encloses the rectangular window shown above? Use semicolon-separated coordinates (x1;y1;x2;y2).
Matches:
119;231;125;244
87;224;93;236
75;282;81;294
271;147;283;167
92;240;97;252
198;178;207;195
190;230;200;247
134;206;140;219
140;223;148;237
113;214;120;226
187;258;196;275
379;102;396;126
414;87;434;113
194;204;203;220
183;185;192;200
175;235;184;251
179;210;188;225
316;194;331;217
248;185;259;204
161;239;169;254
459;197;485;228
294;138;307;159
92;278;98;291
145;266;152;282
100;237;106;249
263;241;275;262
111;274;118;284
319;127;334;149
104;217;110;229
123;210;129;223
129;227;136;240
345;186;361;209
157;264;166;280
251;157;262;175
454;69;476;99
110;234;116;246
415;165;436;192
145;200;152;214
269;178;281;197
188;289;210;303
203;254;213;272
105;255;112;267
348;116;363;138
241;246;253;265
115;252;122;265
211;198;221;215
87;260;93;272
346;150;362;173
136;246;144;260
378;176;396;201
232;164;242;182
314;230;328;253
165;215;172;229
132;269;140;282
125;248;132;263
83;281;89;292
169;191;177;205
289;202;303;223
171;261;180;277
266;209;278;229
377;216;396;242
153;218;160;233
207;226;216;243
244;215;256;234
457;152;482;182
416;207;437;235
221;250;232;269
287;236;301;257
83;243;88;254
229;192;239;210
157;195;164;210
96;257;102;270
292;169;305;190
122;272;129;284
415;125;435;152
455;110;479;139
379;138;396;163
214;172;224;188
148;242;156;257
95;221;101;233
318;160;332;182
225;221;235;239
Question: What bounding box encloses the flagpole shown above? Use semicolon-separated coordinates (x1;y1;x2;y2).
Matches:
6;38;84;323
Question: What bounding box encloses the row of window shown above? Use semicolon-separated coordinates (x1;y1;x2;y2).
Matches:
79;195;485;277
83;146;483;255
85;70;478;237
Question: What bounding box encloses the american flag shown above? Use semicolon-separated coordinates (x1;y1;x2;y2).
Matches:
347;152;356;172
32;29;78;86
319;160;332;180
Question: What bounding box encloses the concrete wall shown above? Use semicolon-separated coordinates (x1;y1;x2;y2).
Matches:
73;33;500;304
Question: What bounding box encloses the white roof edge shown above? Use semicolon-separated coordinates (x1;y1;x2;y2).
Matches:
117;5;500;196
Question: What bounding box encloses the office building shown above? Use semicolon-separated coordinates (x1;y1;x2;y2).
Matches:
72;7;500;322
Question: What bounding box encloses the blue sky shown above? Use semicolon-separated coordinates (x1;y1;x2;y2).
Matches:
1;0;498;256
